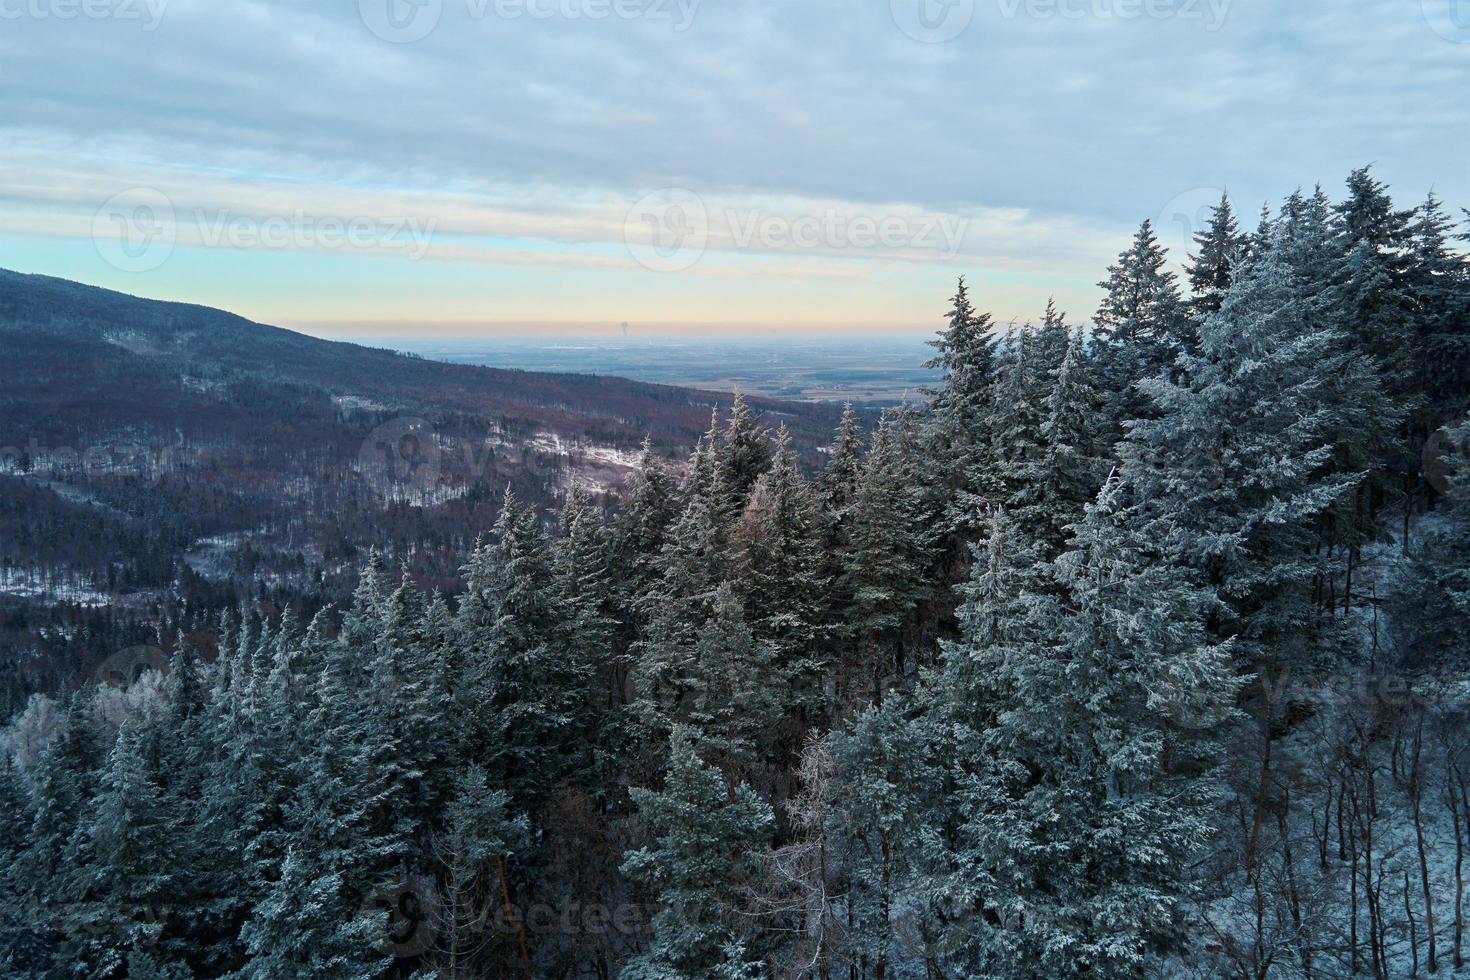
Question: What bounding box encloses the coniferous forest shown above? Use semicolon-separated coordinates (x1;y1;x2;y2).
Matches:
7;168;1470;979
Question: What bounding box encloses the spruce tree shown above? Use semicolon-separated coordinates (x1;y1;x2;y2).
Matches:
1186;191;1248;314
717;390;772;510
456;489;587;814
839;411;937;706
924;277;1001;537
235;849;387;980
1123;240;1363;673
622;728;773;979
1093;220;1187;441
734;426;828;717
932;486;1232;978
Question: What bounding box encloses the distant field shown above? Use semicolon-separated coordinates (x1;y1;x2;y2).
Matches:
387;337;941;404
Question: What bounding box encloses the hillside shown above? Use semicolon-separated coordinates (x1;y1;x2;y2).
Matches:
0;269;844;457
0;269;851;636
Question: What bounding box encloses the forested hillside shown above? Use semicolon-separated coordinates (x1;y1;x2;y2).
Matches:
3;167;1469;978
0;272;846;707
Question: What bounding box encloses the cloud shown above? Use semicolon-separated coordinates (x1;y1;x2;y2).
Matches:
0;0;1464;330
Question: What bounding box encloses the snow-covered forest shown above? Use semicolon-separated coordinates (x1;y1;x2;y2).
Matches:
4;167;1470;978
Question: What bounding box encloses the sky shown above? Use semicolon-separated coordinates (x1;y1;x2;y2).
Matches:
1;0;1467;339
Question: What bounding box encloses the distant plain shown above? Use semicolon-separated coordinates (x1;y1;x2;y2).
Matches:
385;337;940;404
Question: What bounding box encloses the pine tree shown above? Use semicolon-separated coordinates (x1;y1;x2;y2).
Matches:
622;728;773;979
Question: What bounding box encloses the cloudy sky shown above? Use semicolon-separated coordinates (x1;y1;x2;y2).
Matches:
1;0;1466;338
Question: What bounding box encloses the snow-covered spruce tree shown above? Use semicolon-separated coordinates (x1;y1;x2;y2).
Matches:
621;727;774;980
456;488;590;815
838;409;939;707
427;765;528;978
922;489;1233;978
683;582;781;782
1093;220;1188;444
733;425;829;721
1407;193;1470;435
824;696;949;977
234;849;387;980
1186;191;1249;315
629;432;739;748
718;390;773;511
186;616;296;975
1034;296;1071;370
1121;238;1363;677
988;325;1048;526
19;691;102;921
819;402;865;526
923;276;1002;539
553;482;620;790
1333;166;1420;406
1032;326;1107;553
1271;185;1406;603
0;756;43;975
68;716;176;974
815;403;866;684
611;437;680;622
